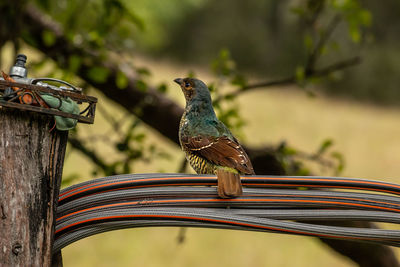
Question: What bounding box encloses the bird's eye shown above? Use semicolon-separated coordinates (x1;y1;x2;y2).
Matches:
184;81;192;90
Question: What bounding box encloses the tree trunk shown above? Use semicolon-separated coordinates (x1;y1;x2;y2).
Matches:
0;108;67;266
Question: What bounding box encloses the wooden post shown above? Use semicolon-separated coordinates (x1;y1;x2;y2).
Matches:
0;108;68;266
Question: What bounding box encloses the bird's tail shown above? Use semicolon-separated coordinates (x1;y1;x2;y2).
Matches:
216;168;243;198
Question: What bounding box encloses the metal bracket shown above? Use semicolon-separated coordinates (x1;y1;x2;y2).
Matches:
0;80;97;124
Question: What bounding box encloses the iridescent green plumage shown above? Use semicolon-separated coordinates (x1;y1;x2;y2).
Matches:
179;111;219;174
175;77;255;198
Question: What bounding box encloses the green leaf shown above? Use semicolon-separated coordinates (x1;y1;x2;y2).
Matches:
295;66;306;85
284;147;298;156
359;10;372;26
116;71;129;89
331;151;345;174
231;74;247;88
157;83;168;93
349;25;361;43
207;83;217;93
318;139;333;154
37;0;51;9
296;167;311;176
136;67;151;76
42;30;56;47
88;31;101;43
134;133;146;142
135;80;148;91
116;142;129;152
220;48;230;60
308;76;322;85
290;6;305;16
113;0;145;31
212;99;221;109
331;0;372;44
87;66;110;83
187;70;196;78
211;48;236;77
123;162;131;174
68;55;82;74
223;93;236;101
303;34;313;51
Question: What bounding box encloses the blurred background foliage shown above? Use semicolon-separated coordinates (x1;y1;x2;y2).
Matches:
1;0;400;266
136;0;400;105
6;0;400;105
27;0;400;104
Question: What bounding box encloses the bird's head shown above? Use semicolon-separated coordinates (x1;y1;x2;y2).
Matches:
174;77;212;104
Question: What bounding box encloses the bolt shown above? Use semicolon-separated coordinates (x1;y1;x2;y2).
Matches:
14;54;27;68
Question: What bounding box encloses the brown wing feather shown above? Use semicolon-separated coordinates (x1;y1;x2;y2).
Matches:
181;135;255;174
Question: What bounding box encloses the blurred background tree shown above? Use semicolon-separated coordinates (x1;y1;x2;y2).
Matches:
1;0;400;266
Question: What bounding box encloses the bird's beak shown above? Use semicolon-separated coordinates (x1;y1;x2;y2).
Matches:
174;78;183;85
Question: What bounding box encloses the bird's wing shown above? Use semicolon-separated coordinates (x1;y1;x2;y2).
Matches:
181;135;255;174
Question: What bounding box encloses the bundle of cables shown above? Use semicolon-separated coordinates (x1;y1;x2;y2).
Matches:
55;174;400;252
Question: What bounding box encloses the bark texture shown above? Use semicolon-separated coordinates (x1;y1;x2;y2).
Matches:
0;108;67;266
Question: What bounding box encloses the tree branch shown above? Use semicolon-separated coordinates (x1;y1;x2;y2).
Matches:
215;14;356;102
23;4;183;145
306;14;341;72
68;136;116;175
220;56;360;100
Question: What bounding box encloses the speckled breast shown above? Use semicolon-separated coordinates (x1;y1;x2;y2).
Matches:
185;151;216;174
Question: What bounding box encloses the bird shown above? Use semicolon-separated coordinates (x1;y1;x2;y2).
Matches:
174;77;255;198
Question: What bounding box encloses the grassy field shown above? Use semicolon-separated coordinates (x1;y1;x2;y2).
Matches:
60;57;400;267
